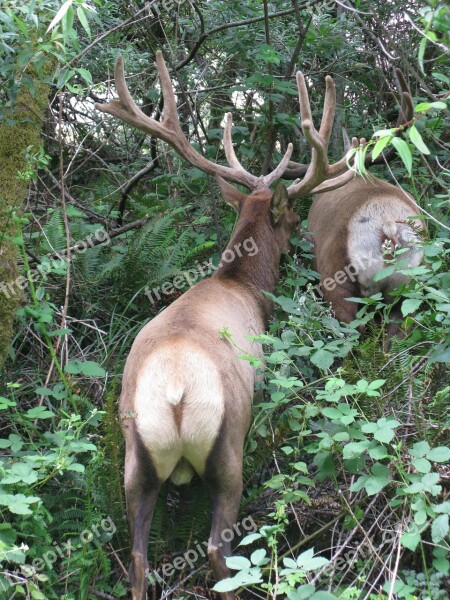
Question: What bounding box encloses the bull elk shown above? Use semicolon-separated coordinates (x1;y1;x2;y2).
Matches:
96;52;355;599
285;70;424;346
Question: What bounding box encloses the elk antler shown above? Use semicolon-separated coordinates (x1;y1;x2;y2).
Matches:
285;73;358;199
284;68;414;182
95;51;293;191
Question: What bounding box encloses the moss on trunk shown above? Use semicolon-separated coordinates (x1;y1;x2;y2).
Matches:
0;75;51;367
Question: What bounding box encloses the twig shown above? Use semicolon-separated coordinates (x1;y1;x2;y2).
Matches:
117;158;158;225
387;528;402;600
174;7;299;71
59;91;72;369
310;494;381;584
51;216;149;258
89;590;117;600
339;491;390;570
46;171;113;226
64;2;158;69
108;543;129;578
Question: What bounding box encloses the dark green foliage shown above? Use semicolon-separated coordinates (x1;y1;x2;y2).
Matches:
0;0;449;598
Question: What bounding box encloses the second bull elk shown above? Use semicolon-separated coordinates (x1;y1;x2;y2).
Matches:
96;52;355;599
286;70;425;345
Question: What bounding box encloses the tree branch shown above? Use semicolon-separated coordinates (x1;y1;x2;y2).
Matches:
174;7;298;71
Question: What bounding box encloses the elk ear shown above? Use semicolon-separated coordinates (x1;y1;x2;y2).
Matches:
270;183;290;224
216;176;247;212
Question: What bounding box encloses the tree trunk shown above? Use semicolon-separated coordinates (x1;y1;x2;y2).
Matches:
0;75;50;367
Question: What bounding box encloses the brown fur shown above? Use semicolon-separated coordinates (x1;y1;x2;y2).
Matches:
120;180;299;600
308;175;425;345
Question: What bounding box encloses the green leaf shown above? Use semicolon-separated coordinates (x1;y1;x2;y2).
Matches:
431;514;449;544
298;556;329;571
322;407;343;420
256;44;281;65
212;569;262;592
212;576;241;593
283;557;298;569
368;379;386;390
369;445;389;460
364;463;390;495
361;423;378;434
373;264;396;282
239;533;263;546
288;584;316;600
295;548;329;572
26;406;55;419
391;137;412;176
414;510;427;526
410;441;430;458
374;427;395;443
0;523;17;547
432;72;450;84
76;6;91;37
293;462;308;473
47;327;72;337
2;462;39;485
412;458;431;473
47;0;73;32
371;135;392;160
401;298;422;316
0;396;16;410
429;343;450;364
34;387;54;396
418;37;426;73
65;360;106;377
0;493;40;515
225;556;251;570
343;441;370;460
250;549;267;566
400;531;421;551
75;67;92;85
433;556;450;573
408;124;430;155
310;349;334;370
66;463;85;473
426;446;450;463
373;129;395;138
415;100;447;112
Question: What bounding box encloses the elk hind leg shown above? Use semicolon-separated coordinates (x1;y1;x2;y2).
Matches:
204;446;244;600
124;423;161;600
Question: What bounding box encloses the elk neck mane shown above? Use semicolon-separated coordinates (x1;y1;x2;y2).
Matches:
214;199;281;322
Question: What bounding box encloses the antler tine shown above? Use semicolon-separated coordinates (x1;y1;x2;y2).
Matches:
223;112;294;188
263;143;294;187
287;71;356;199
395;68;414;126
155;51;180;130
96;54;176;149
223;112;248;173
318;75;336;143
